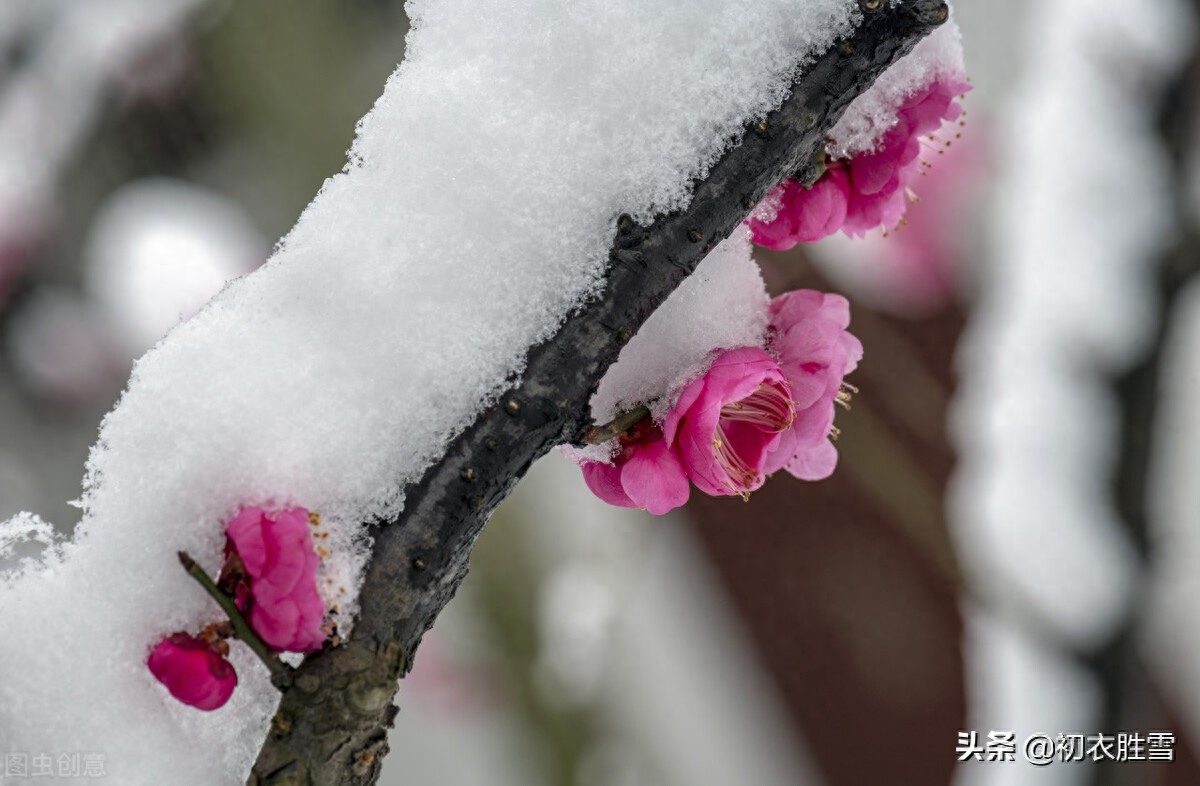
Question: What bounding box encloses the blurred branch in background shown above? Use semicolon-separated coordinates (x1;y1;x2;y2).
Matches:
1096;1;1200;783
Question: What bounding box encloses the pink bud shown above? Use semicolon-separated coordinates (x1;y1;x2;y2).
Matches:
147;632;237;711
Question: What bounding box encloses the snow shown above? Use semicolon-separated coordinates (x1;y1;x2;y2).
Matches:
828;14;965;157
0;0;867;782
588;225;770;428
579;16;969;452
0;512;63;579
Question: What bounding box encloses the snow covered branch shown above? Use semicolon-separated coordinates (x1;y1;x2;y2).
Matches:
247;2;949;783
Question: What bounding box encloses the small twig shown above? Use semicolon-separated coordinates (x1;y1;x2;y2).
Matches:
177;551;292;688
582;405;651;445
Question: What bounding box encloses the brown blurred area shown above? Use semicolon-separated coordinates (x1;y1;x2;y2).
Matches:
687;250;967;786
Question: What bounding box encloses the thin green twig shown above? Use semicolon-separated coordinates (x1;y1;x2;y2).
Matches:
177;551;292;688
581;405;651;445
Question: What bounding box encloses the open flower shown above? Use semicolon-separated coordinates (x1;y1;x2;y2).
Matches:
580;418;689;515
766;290;863;479
665;347;797;498
147;632;237;711
223;506;327;653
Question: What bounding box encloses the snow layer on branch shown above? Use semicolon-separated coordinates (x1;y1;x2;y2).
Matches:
828;14;965;157
589;225;770;427
0;0;860;782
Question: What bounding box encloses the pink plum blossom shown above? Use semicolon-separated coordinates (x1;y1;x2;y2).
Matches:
581;418;690;515
766;290;863;479
577;294;862;510
223;506;327;653
749;168;850;251
665;347;798;498
147;632;237;711
749;73;971;246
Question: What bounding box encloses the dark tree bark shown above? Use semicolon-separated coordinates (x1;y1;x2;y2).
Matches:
248;3;949;783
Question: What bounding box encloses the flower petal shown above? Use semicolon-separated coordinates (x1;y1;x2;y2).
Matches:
581;459;636;508
620;440;690;515
787;438;839;481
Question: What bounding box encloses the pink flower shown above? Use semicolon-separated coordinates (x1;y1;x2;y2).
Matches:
147;632;237;711
902;73;971;137
766;290;863;479
581;418;690;515
749;168;850;251
843;73;971;237
665;347;797;497
749;73;971;245
224;507;327;653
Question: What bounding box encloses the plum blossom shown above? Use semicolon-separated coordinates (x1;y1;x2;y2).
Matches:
666;347;797;497
580;418;690;515
223;506;327;653
146;632;237;711
766;290;863;480
748;73;971;246
576;290;861;510
750;168;850;251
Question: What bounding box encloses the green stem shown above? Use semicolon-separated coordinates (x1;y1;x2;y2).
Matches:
178;551;292;688
582;404;651;445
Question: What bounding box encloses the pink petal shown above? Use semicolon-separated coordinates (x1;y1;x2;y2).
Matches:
224;506;327;653
582;459;636;508
225;507;269;576
674;394;729;497
791;393;838;446
787;438;839;481
787;172;849;243
769;289;825;330
620;440;690;515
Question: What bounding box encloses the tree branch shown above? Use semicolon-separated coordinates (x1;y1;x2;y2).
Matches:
248;3;948;783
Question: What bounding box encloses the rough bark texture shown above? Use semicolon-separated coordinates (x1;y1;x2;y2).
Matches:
249;3;948;783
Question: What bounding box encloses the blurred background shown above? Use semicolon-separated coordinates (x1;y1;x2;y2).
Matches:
1;1;1198;784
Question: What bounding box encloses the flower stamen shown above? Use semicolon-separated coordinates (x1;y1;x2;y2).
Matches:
712;424;762;492
719;382;795;432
